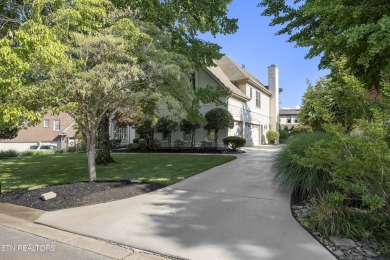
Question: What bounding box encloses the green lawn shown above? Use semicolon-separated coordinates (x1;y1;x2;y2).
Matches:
0;153;236;192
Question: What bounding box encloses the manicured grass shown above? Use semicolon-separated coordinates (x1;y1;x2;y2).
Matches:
0;153;236;192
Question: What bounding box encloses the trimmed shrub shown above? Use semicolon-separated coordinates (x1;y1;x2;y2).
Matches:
126;143;134;151
199;141;212;148
223;136;246;151
272;132;336;200
138;139;147;151
0;150;18;158
266;130;279;144
279;129;289;143
174;139;185;149
149;138;161;150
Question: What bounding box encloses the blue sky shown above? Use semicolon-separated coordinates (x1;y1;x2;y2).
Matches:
199;0;329;109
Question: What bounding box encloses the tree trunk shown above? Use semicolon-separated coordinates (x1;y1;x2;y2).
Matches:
215;130;219;149
191;130;195;148
96;113;116;165
85;133;97;182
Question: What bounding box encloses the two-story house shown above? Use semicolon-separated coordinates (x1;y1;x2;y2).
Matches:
279;109;300;130
112;55;281;147
0;112;76;151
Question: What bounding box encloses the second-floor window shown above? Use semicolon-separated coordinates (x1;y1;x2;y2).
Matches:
54;120;60;131
249;87;252;99
256;91;261;108
287;116;292;123
43;119;49;128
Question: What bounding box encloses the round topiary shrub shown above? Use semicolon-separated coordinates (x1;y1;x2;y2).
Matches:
223;136;246;151
266;130;280;144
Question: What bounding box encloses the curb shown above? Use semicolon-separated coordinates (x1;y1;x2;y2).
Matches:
0;203;167;259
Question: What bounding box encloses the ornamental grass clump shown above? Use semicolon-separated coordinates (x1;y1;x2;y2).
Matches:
272;132;336;200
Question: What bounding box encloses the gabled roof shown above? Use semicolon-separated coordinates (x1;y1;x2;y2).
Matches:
205;65;250;101
214;56;267;91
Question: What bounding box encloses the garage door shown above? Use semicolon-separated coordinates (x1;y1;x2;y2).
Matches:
245;124;260;146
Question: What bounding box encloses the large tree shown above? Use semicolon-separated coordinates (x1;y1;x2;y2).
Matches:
259;0;390;87
117;0;238;68
0;8;67;137
299;58;382;133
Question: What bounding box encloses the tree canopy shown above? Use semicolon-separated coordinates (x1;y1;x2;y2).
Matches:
259;0;390;87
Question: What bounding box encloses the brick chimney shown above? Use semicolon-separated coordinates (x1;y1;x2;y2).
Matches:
268;65;279;132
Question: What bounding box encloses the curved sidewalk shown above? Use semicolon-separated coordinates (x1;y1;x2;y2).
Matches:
36;147;335;260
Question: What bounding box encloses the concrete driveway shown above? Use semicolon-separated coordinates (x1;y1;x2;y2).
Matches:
36;147;335;260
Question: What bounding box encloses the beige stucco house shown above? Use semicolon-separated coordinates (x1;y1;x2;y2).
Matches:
1;56;281;150
112;55;281;147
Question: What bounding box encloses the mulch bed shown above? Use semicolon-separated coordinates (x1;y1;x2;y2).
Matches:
0;181;166;211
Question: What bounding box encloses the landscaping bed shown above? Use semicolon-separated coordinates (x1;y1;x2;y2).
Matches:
291;199;386;260
0;181;165;211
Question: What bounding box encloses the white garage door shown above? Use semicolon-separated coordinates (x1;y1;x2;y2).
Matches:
245;124;260;146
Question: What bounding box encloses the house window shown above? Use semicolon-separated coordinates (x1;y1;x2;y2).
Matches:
294;118;298;123
114;126;127;140
256;91;261;108
189;72;196;89
287;116;292;123
249;87;252;99
43;119;49;128
54;120;60;131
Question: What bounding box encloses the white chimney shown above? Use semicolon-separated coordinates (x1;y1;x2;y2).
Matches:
268;65;279;132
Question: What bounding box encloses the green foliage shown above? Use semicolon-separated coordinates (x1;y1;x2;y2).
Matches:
138;139;147;151
301;121;390;214
278;129;289;143
126;143;134;151
155;117;179;149
299;59;368;133
266;130;279;144
0;150;18;158
135;119;156;147
149;138;161;150
174;139;185;149
290;125;313;135
305;194;363;239
0;18;67;133
181;85;228;147
124;0;238;68
223;136;246;151
180;119;201;148
199;141;212;148
259;0;390;87
272;132;336;200
204;108;234;147
66;146;77;153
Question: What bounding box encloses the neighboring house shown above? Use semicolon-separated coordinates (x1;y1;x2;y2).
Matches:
0;112;77;151
279;109;300;130
112;55;281;147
